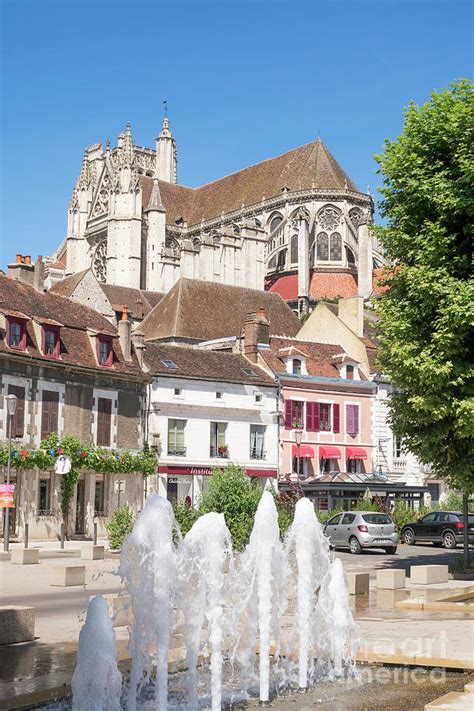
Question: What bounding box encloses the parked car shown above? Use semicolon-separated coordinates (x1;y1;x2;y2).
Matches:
401;511;474;549
323;511;398;554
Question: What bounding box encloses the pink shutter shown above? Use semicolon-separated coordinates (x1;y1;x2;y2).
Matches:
314;403;320;431
333;403;340;433
284;400;292;429
346;405;354;434
353;405;359;434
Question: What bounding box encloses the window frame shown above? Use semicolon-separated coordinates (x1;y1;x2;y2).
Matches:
96;397;112;447
38;477;52;515
250;424;266;460
42;327;60;359
167;418;186;456
7;318;27;351
291;401;304;429
210;421;228;458
97;337;113;367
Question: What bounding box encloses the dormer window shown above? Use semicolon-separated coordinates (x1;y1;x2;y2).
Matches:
346;364;354;380
98;337;113;367
7;319;26;351
292;358;302;375
43;327;60;359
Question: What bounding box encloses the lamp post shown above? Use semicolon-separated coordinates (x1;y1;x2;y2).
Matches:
4;394;17;553
295;429;303;480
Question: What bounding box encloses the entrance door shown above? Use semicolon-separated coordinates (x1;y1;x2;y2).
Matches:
167;478;178;504
75;480;86;534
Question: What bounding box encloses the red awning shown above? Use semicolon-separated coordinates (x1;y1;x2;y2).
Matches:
246;469;278;478
319;446;342;459
291;444;315;458
346;447;367;460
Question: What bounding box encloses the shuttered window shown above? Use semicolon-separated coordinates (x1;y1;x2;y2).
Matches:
333;403;340;433
346;404;359;435
97;398;112;446
41;390;59;440
250;425;265;459
168;419;186;455
7;384;25;438
284;400;292;429
306;402;318;431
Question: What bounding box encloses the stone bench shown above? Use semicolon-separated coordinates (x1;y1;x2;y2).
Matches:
102;594;132;627
345;571;370;595
50;565;86;587
376;568;406;589
410;564;449;585
11;548;40;565
81;545;105;560
0;606;35;644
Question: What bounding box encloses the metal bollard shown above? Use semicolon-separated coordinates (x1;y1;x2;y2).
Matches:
24;523;29;549
60;522;65;550
93;522;98;546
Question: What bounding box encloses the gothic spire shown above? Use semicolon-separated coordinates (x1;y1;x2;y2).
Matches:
145;177;165;213
155;115;177;183
121;121;134;167
77;150;92;190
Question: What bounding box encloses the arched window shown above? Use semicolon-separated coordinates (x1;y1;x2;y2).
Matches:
268;254;277;270
345;246;356;265
269;214;283;234
316;232;329;261
330;232;342;261
292;359;302;375
290;233;298;264
349;207;362;228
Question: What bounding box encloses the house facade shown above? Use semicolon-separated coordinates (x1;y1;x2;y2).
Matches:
144;342;279;504
0;270;149;541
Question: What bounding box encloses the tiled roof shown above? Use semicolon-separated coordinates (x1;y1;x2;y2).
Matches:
144;343;276;386
266;270;359;301
260;336;368;380
140;278;300;342
0;275;143;377
50;269;89;297
141;139;359;227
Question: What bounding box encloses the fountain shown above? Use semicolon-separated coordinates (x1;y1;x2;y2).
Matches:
71;492;357;710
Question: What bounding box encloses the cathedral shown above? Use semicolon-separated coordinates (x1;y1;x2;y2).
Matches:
59;118;382;312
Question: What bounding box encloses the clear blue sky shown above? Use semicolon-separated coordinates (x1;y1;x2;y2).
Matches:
1;0;472;267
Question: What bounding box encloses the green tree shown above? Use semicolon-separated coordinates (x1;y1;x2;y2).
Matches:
106;505;135;550
375;79;474;495
200;465;263;550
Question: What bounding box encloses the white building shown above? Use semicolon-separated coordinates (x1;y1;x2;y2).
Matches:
144;343;279;504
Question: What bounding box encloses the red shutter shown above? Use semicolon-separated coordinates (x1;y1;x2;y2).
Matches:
333;403;340;433
306;402;313;431
284;399;292;429
353;405;359;435
314;402;320;431
8;385;25;438
97;398;112;446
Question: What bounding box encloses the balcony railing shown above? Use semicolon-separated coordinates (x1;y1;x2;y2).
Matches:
393;458;407;470
167;447;187;457
250;448;266;460
210;446;229;458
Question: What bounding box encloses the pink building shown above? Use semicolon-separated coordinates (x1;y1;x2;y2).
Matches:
258;336;377;509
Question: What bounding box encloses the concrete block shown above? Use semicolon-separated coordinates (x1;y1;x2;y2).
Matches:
49;565;86;587
11;548;40;565
410;565;449;585
102;594;132;627
81;545;105;560
376;588;407;610
0;606;35;644
376;568;406;589
345;571;369;595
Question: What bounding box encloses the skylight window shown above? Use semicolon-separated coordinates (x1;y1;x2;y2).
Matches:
241;367;257;377
161;358;178;369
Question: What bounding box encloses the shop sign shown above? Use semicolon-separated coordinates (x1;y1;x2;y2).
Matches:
0;483;15;508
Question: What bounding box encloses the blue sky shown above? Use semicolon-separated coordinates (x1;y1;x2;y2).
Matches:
1;0;472;267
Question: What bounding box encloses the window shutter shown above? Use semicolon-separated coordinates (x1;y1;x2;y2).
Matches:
333;403;340;433
314;402;320;432
353;405;359;434
217;422;226;447
306;402;312;431
8;385;25;438
346;404;359;435
97;398;112;446
284;400;292;429
176;421;185;450
41;391;59;440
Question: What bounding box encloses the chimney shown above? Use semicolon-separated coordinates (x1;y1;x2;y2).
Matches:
337;296;364;337
244;307;269;363
131;328;146;368
118;306;132;361
33;255;45;291
8;254;35;286
134;299;145;320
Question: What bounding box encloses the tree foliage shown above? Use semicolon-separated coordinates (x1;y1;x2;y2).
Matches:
106;505;136;550
375;79;474;492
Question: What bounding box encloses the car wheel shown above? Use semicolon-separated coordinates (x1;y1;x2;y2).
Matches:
442;531;457;549
349;536;362;555
384;546;397;554
403;528;415;545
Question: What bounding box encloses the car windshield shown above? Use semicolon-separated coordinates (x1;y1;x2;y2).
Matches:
361;514;393;524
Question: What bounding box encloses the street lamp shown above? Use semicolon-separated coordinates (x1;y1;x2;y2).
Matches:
294;429;303;480
4;394;17;553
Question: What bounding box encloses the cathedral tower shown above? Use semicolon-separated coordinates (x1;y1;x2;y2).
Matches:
155;117;177;183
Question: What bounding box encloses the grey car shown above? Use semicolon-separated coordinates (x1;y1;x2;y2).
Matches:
323;511;398;554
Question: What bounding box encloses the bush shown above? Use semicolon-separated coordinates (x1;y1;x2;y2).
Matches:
353;499;383;512
200;465;263;551
173;498;200;537
106;505;135;550
316;507;344;524
390;500;432;534
441;490;474;513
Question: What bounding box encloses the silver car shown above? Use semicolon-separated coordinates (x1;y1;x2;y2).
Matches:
323;511;398;554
